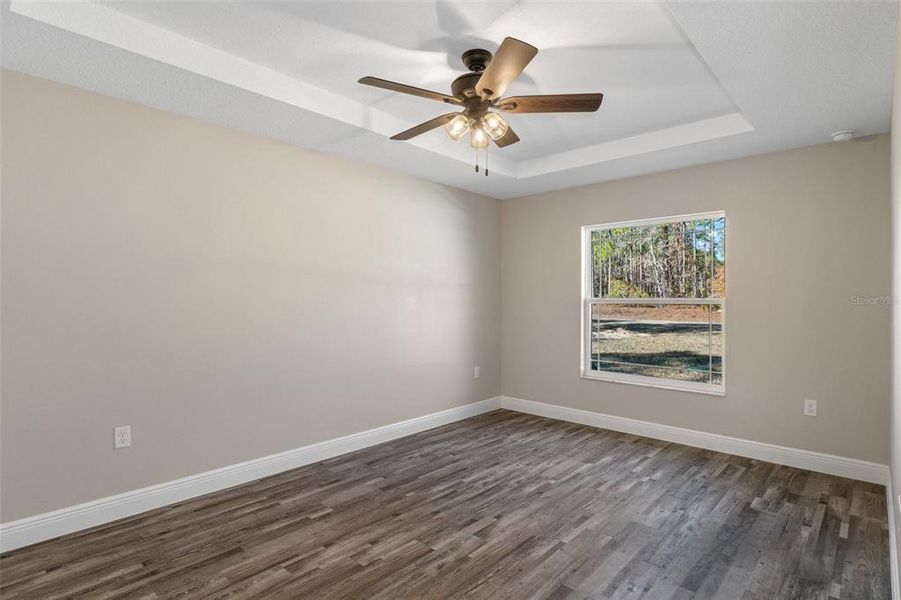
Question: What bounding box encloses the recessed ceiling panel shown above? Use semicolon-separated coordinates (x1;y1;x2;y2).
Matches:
103;1;738;162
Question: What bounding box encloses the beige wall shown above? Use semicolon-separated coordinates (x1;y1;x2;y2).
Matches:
502;135;892;463
0;70;501;522
1;66;894;526
890;4;901;578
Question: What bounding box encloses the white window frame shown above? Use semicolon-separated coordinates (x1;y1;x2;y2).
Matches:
580;211;726;396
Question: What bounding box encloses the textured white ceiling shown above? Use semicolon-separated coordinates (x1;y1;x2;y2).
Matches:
1;1;896;199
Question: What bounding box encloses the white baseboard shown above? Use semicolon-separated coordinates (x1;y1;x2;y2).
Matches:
500;396;890;485
887;476;900;600
3;395;890;555
0;397;502;553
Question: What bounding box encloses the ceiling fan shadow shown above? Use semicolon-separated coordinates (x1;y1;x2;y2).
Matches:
415;1;536;87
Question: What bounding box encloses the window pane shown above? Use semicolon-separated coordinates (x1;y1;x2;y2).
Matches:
591;229;602;298
589;304;723;385
712;218;725;298
590;218;725;299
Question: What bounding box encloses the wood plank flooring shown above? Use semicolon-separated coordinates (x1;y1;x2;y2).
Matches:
0;410;890;599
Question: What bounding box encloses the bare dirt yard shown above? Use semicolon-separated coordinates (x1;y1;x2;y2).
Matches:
590;315;722;384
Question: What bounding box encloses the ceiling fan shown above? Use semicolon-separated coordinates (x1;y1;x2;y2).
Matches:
358;37;603;173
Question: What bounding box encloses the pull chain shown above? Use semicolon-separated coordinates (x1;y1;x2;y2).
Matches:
473;147;489;177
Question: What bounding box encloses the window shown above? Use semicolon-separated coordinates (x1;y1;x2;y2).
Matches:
581;212;725;394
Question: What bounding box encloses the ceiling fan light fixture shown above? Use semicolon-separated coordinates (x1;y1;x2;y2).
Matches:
445;114;472;141
481;112;509;141
470;126;489;148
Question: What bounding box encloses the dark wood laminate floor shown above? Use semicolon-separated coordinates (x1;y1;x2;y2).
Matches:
0;410;890;599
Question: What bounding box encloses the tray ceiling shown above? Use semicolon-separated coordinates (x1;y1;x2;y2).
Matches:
2;1;896;199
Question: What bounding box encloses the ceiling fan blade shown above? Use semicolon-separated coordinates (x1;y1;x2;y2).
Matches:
358;76;461;105
475;37;538;100
492;126;520;148
497;94;604;113
390;113;459;141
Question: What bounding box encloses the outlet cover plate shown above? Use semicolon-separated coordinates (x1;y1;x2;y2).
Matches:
803;399;817;417
114;425;131;449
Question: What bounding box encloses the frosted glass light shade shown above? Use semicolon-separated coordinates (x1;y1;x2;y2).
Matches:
481;112;509;141
445;115;471;141
470;126;489;148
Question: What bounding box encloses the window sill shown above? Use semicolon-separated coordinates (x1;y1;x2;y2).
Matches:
580;372;726;397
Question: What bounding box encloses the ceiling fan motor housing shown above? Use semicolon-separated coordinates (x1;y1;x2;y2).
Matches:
451;72;483;99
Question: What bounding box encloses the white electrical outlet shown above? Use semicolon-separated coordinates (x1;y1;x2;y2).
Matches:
473;366;480;379
114;425;131;449
803;399;817;417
